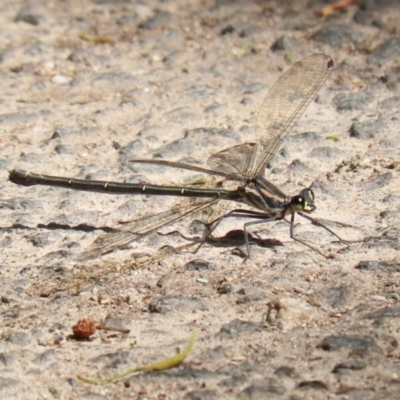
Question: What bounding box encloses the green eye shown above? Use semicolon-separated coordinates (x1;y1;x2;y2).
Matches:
290;196;304;211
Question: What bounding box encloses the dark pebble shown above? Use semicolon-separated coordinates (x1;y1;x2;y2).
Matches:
184;389;219;400
368;37;400;64
153;127;239;160
164;106;196;121
78;165;100;177
236;291;266;305
359;0;394;10
239;380;286;398
51;213;97;229
0;352;19;367
363;235;400;251
196;345;229;365
298;380;329;391
67;49;107;65
66;377;78;387
54;144;76;155
271;36;301;52
103;314;129;331
115;199;139;220
353;9;383;28
121;89;145;108
350;121;385;139
243;82;266;95
274;365;299;378
239;26;262;38
356;260;400;272
218;319;259;337
363;306;400;320
148;294;209;314
204;102;228;114
0;158;11;169
290;131;322;142
386;67;400;91
332;359;366;373
0;236;13;249
24;41;50;57
359;172;392;190
19;152;44;164
181;84;216;100
185;127;240;143
217;283;234;295
380;210;400;220
84;170;110;181
27;368;41;376
308;146;345;160
220;25;235;35
188;219;206;236
377;334;398;353
82;392;108;400
311;25;364;47
91;350;130;369
217;374;247;388
52;126;84;139
1;294;22;304
0;112;21;124
28;232;62;248
378;95;400;113
0;377;20;389
379;139;399;151
314;286;350;309
121;174;148;184
30;328;44;339
10;278;30;292
333;92;372;111
14;7;40;25
185;259;216;271
38;250;71;262
33;349;56;365
139;10;172;30
90;72;137;88
152;138;195;160
317;335;382;354
310;180;348;202
38;264;67;279
287;160;314;174
0;111;34;127
30;80;48;91
7;332;31;346
116;14;138;27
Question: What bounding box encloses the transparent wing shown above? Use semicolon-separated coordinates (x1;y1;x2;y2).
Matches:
207;143;261;179
253;54;333;175
207;54;333;179
78;197;219;261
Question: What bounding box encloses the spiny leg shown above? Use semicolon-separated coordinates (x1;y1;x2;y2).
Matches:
242;216;279;259
289;213;329;258
298;212;351;244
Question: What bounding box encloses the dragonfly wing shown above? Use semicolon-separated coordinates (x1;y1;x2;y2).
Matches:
207;143;263;179
254;54;333;175
78;198;219;260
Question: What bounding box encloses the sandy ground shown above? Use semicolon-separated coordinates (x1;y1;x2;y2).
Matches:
1;0;400;399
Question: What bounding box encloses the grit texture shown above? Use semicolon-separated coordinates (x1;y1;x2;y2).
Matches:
1;1;400;399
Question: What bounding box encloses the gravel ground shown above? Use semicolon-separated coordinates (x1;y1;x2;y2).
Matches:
1;0;400;399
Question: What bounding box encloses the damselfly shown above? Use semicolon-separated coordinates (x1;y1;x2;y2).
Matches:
10;54;345;260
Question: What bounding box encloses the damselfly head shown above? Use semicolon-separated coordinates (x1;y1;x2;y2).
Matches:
289;188;316;213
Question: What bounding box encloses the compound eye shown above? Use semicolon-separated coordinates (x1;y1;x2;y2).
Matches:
293;196;304;205
301;188;315;203
290;195;305;211
290;192;316;213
